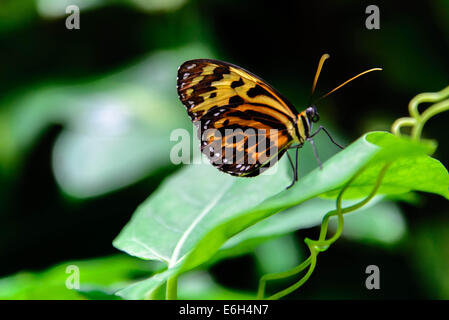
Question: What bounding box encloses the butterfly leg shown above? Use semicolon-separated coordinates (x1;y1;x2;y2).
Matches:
307;137;323;170
286;151;297;189
310;126;344;149
285;145;301;189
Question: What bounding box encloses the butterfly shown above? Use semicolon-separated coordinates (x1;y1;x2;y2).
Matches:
177;54;381;188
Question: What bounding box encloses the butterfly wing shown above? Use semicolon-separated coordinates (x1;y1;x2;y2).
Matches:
177;59;302;176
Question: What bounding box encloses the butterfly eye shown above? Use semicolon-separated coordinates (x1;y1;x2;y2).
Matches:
306;106;319;122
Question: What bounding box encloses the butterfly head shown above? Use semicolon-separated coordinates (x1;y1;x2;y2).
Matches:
306;105;320;123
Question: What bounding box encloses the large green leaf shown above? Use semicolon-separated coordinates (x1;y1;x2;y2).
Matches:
113;159;290;264
217;196;404;262
113;131;449;299
329;201;406;246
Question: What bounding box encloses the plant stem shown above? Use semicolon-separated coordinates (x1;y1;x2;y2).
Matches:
257;257;312;299
166;276;178;300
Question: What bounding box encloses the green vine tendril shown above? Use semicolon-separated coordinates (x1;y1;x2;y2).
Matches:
257;84;449;300
391;85;449;140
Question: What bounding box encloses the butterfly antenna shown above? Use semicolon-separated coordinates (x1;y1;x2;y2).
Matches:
311;53;330;96
317;67;382;101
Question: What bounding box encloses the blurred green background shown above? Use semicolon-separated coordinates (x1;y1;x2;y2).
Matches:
0;0;448;299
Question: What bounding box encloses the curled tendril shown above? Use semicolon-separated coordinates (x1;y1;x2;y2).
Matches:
257;84;449;300
257;164;391;300
391;85;449;139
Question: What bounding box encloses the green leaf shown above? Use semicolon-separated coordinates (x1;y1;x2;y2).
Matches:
253;234;303;275
114;131;449;299
113;159;290;264
36;0;188;18
410;218;449;299
215;197;370;261
222;199;402;260
77;287;124;300
217;196;403;260
329;201;407;246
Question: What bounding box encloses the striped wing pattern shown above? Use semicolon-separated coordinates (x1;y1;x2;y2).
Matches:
177;59;303;177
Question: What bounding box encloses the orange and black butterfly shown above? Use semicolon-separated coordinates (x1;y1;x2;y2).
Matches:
177;54;381;188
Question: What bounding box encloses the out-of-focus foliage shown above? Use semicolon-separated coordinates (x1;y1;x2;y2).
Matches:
0;255;253;300
223;197;406;260
0;0;188;28
0;255;154;299
410;218;449;299
0;0;448;300
329;201;406;246
1;45;211;198
178;271;254;300
36;0;188;18
113;132;448;299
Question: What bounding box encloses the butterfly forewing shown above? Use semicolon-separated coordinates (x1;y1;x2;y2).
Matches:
177;59;302;177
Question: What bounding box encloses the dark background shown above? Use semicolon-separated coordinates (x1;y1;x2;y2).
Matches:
0;0;448;299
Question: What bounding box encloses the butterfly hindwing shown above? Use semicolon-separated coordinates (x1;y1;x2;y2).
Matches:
177;59;302;176
200;124;290;176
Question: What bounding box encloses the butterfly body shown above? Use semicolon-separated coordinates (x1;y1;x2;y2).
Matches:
177;58;320;178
